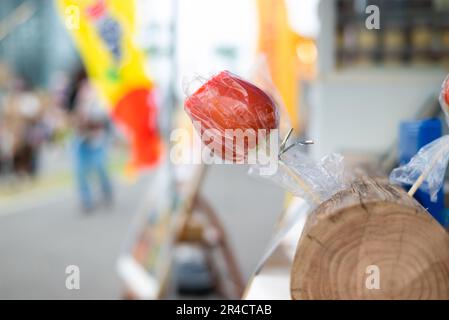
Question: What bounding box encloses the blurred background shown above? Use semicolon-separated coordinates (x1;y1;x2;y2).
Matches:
0;0;449;299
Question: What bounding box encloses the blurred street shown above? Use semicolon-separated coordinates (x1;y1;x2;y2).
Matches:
0;145;283;299
0;162;147;299
0;180;142;299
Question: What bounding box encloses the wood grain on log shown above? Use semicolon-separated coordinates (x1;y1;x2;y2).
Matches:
291;178;449;299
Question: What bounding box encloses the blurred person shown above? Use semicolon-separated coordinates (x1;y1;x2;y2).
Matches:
14;90;47;178
24;117;47;176
0;120;15;178
66;69;114;212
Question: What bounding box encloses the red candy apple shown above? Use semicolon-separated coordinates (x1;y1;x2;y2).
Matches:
439;75;449;119
184;71;279;161
443;76;449;107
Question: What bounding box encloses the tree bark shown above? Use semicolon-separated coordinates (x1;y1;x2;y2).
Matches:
291;178;449;299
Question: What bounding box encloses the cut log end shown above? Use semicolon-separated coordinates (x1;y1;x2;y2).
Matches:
291;179;449;300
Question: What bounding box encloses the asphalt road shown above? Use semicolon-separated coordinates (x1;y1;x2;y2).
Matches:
0;175;148;299
0;165;283;299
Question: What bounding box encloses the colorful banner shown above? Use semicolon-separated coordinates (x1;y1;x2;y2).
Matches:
257;0;300;131
58;0;162;169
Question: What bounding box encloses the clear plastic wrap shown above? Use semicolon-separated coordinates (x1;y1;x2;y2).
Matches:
249;148;351;272
278;152;348;206
249;151;349;208
390;74;449;202
184;70;279;162
390;135;449;202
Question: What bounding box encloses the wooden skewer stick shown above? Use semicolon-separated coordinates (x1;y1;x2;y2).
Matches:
279;128;293;153
278;160;322;205
408;143;449;197
278;128;322;205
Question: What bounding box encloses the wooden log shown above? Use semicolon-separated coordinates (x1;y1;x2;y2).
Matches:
291;178;449;299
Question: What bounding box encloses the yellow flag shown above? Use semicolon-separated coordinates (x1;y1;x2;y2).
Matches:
58;0;163;169
58;0;152;107
257;0;299;131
